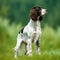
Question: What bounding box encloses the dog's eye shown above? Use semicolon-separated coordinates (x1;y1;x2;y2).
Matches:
39;10;41;13
36;9;39;11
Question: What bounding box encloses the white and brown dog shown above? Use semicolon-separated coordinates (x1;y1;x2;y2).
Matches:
14;6;47;58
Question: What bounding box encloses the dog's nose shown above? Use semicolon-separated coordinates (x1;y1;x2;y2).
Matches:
43;9;48;13
41;8;47;15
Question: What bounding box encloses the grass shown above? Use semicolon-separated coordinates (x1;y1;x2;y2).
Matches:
0;17;60;60
0;50;60;60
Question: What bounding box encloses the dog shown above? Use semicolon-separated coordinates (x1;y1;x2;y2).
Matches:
14;6;47;58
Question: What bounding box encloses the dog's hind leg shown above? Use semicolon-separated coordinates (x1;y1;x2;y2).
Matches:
26;38;32;56
36;39;41;55
14;34;22;58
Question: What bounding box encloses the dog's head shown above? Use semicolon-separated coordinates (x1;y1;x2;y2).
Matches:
30;6;47;21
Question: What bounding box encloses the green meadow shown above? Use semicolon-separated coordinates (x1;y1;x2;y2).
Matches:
0;17;60;60
0;0;60;60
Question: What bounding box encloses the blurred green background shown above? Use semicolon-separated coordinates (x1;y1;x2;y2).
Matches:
0;0;60;60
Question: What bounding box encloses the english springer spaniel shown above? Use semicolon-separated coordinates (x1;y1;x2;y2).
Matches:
14;6;47;58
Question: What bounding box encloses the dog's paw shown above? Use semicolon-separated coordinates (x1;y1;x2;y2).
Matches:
28;53;32;56
36;48;41;55
26;51;32;56
14;54;18;59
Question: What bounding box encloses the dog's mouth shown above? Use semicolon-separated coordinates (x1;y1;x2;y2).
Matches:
41;9;47;16
37;9;47;20
37;8;47;16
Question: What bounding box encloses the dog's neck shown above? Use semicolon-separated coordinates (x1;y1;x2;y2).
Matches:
28;19;40;28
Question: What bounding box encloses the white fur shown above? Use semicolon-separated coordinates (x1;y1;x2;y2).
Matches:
41;9;47;15
14;19;42;58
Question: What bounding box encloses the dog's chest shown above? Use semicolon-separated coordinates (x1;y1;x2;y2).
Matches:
22;19;41;38
28;20;41;36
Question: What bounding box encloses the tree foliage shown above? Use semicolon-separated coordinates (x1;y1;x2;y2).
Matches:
0;0;60;28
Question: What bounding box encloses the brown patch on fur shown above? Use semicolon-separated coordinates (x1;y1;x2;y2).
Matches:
30;6;44;21
30;9;38;21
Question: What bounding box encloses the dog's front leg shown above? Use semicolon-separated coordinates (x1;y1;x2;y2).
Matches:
34;32;41;55
26;38;32;56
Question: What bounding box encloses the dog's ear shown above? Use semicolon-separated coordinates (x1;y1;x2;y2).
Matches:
39;16;43;21
30;9;37;21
